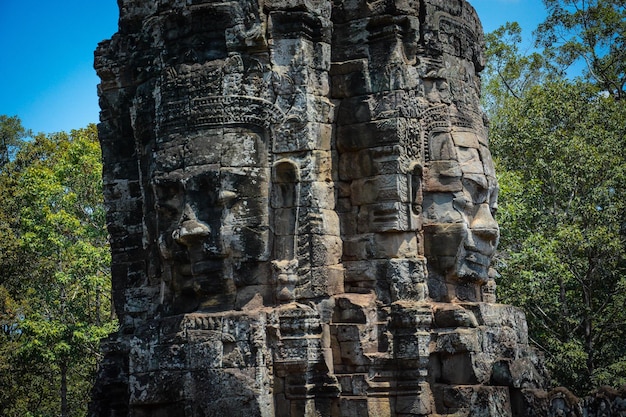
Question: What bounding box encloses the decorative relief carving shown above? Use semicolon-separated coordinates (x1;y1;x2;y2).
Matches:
157;58;286;134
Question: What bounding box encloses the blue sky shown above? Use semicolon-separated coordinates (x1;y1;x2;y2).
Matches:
0;0;546;135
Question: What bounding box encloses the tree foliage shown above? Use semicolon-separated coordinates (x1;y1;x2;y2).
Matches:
536;0;626;99
0;121;115;417
490;80;626;393
0;115;30;170
483;22;561;119
483;9;626;393
483;22;560;111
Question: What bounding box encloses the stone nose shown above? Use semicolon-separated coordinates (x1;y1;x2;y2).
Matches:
471;203;500;244
172;204;211;246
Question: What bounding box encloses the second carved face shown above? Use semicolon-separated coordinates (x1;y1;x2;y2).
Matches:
423;129;500;302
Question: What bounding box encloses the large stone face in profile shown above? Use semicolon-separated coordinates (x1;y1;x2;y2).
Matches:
90;1;547;416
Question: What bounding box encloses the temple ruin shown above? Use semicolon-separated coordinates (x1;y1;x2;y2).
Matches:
90;1;553;415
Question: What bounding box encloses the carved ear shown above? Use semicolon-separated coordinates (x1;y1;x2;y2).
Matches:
271;160;300;262
410;163;423;215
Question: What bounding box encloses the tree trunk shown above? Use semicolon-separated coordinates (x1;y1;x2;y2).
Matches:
582;280;594;386
60;361;68;417
558;276;568;338
96;285;101;327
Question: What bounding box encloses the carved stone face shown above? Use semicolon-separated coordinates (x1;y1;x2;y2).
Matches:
423;130;499;302
152;128;270;313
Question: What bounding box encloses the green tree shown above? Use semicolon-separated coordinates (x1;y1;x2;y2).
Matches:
0;115;30;170
0;116;31;413
0;123;115;417
490;79;626;393
536;0;626;99
483;8;626;392
482;22;560;118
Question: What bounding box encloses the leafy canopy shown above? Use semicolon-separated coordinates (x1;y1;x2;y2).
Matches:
536;0;626;99
0;122;115;417
484;20;626;393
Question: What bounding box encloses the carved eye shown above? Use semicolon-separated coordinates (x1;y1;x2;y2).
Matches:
156;202;177;215
490;204;498;218
155;182;180;200
154;180;183;219
453;197;473;212
219;190;237;203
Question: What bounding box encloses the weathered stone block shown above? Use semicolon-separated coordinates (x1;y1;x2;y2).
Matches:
343;232;419;261
274;122;332;153
492;357;547;389
440;353;479;385
265;2;332;21
342;259;383;290
338;398;369;417
434;329;480;355
395;382;433;416
274;208;297;234
337;119;409;153
390;302;433;331
337;90;421;125
274;338;323;369
451;130;480;148
367;398;392;417
338;339;370;365
332;293;377;324
458;146;484;174
394;331;429;361
350;174;408;205
124;287;160;316
299;181;336;210
434;384;513;417
129;370;185;405
275;91;330;124
386;257;427;302
357;202;411;233
339;145;403;181
270;37;331;71
433;304;479;328
421;0;485;61
330;59;371;98
309;234;342;267
235;284;272;310
424;161;463;192
297;265;345;299
185;340;222;370
367;64;421;95
330;19;370;60
337;205;358;235
480;145;496;178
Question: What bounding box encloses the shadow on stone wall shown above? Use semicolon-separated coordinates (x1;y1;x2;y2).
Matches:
519;386;626;417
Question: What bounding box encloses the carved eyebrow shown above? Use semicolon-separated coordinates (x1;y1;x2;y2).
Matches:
151;179;183;200
462;174;488;190
152;177;180;187
151;168;186;185
218;190;238;204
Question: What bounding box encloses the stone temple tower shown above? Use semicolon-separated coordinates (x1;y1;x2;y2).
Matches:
90;1;548;416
